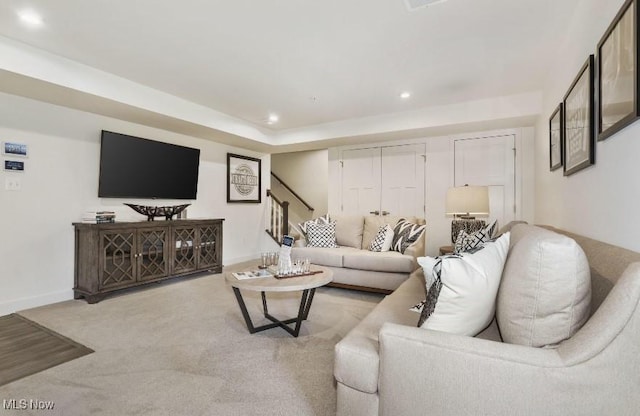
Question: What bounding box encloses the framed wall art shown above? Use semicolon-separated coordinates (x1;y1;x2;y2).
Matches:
4;160;25;171
2;142;28;157
227;153;261;203
597;0;639;141
563;55;595;176
549;103;564;171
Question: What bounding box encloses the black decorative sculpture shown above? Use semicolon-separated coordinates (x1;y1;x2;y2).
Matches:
124;203;190;221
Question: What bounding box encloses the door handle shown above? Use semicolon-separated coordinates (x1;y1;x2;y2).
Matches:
369;210;380;215
381;211;390;216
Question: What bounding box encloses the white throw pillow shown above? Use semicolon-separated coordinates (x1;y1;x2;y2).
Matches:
368;224;394;252
417;232;510;336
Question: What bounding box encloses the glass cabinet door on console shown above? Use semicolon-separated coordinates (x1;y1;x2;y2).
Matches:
137;228;169;281
172;223;222;274
197;224;221;270
173;226;198;274
99;228;170;287
99;230;137;290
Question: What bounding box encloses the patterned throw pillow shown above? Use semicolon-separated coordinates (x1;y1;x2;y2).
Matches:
454;219;497;253
368;224;394;252
485;219;498;237
391;219;426;254
298;214;331;243
450;219;486;245
306;221;338;248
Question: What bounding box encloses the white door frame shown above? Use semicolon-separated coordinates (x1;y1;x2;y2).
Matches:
448;131;525;221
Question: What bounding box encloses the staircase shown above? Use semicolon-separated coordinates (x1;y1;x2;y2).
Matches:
266;172;314;243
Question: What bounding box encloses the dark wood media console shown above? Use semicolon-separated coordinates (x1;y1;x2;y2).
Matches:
73;218;223;303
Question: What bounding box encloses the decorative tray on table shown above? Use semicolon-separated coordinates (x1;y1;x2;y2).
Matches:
267;266;323;279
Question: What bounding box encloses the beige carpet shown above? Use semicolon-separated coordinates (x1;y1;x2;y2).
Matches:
0;267;382;415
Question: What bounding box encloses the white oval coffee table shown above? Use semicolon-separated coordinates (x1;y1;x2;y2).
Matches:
225;265;333;337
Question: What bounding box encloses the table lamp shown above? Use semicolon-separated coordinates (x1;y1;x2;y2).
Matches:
445;185;489;243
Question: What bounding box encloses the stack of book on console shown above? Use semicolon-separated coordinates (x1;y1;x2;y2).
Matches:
82;211;116;224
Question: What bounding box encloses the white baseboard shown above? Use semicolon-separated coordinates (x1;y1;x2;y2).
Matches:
0;289;74;317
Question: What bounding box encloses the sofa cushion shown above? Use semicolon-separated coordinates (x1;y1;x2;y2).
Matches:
329;267;410;291
363;216;418;250
392;219;426;254
496;220;527;237
334;275;424;393
291;246;359;268
332;214;365;249
343;250;415;273
306;221;338;248
417;232;510;336
496;224;592;347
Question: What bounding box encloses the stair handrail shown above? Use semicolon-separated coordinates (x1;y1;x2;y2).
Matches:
270;172;314;212
266;189;289;243
267;188;285;206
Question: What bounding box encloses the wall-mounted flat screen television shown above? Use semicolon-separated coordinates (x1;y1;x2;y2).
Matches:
98;130;200;199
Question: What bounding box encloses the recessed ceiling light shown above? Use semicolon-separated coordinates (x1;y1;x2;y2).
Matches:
17;10;43;26
268;114;279;123
400;92;411;99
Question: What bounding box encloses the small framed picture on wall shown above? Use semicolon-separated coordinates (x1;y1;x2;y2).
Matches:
4;160;25;171
2;142;28;157
597;0;639;141
563;55;595;176
549;103;563;171
227;153;261;203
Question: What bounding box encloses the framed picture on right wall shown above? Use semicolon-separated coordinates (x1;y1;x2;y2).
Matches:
597;0;639;141
563;55;595;176
549;103;563;171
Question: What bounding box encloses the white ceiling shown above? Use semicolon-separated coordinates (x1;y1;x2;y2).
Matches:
0;0;581;149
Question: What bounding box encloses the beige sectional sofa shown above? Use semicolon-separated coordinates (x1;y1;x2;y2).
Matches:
292;215;425;293
334;223;640;415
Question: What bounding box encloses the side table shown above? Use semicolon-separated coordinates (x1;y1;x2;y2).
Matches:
439;245;454;255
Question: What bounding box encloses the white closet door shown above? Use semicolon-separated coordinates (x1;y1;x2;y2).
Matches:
341;147;381;215
341;144;425;217
454;135;516;228
380;144;425;218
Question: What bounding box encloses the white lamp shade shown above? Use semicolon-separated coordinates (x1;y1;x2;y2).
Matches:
445;186;489;216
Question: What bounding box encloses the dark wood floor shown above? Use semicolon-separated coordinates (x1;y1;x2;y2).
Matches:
0;314;93;386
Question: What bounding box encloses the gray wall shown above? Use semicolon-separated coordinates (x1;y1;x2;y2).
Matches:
271;149;328;218
534;0;640;252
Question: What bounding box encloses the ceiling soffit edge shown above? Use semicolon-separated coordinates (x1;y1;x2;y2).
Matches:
0;37;543;152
